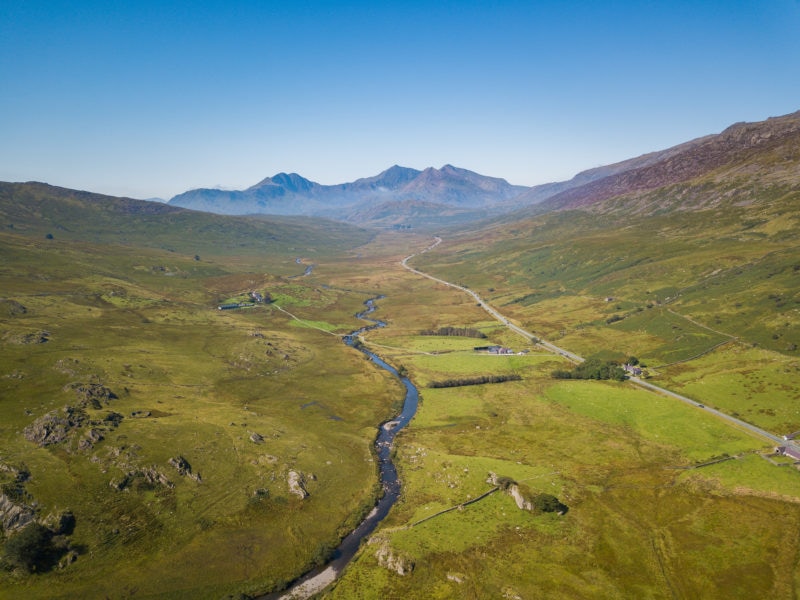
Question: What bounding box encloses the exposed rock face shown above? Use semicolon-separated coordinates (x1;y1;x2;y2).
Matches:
508;485;533;511
373;539;414;575
24;406;87;447
287;471;308;499
0;493;36;533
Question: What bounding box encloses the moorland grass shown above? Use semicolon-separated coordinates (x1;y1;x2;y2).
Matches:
0;223;398;598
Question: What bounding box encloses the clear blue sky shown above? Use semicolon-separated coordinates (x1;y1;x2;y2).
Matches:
2;1;799;199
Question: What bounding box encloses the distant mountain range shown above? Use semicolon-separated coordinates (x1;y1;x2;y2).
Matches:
167;110;800;227
168;164;532;226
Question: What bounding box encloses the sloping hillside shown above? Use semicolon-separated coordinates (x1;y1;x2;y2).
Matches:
0;181;373;259
536;110;800;213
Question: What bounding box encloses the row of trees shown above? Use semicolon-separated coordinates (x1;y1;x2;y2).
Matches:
428;374;522;388
419;326;487;339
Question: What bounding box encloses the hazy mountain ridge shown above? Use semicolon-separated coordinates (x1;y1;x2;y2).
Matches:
169;164;529;221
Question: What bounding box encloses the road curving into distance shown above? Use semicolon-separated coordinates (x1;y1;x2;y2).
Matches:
401;237;784;447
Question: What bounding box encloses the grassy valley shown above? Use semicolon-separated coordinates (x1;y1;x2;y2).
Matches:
0;187;398;598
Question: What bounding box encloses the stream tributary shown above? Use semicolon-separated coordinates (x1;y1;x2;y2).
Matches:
260;297;419;599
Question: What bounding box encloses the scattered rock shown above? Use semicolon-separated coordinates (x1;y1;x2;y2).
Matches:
53;358;81;376
287;471;308;499
78;428;104;451
4;330;49;344
447;573;465;584
103;412;124;427
249;432;265;444
58;550;79;569
67;382;118;409
110;466;174;491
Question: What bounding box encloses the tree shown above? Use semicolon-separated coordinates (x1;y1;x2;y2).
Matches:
531;493;568;514
3;523;53;572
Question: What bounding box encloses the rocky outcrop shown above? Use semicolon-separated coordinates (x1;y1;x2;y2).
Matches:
287;471;308;499
78;427;104;451
0;298;27;316
24;406;87;447
372;539;414;575
169;455;201;482
486;472;568;514
24;406;122;451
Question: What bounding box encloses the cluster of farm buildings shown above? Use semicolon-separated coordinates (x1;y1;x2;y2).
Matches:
218;291;270;311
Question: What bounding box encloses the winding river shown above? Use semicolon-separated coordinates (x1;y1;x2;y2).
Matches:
260;297;419;600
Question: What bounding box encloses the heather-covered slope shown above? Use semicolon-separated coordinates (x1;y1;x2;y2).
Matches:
536;110;800;213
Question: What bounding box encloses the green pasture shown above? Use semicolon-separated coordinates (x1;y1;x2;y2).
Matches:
656;344;800;433
543;380;766;461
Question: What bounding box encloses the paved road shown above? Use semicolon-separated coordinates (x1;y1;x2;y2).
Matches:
401;238;783;447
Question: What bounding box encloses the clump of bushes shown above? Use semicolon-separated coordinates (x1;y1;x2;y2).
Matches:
551;358;626;381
